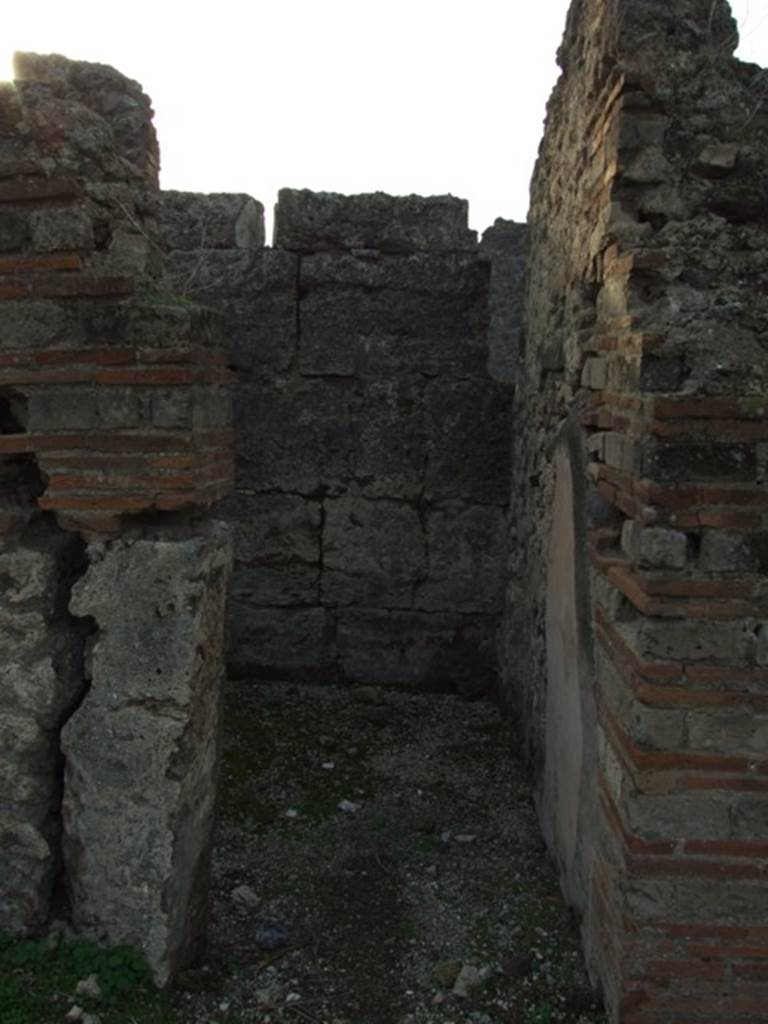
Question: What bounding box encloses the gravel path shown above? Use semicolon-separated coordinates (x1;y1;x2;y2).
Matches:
171;681;606;1024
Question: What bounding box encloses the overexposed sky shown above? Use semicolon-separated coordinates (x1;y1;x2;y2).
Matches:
5;1;768;236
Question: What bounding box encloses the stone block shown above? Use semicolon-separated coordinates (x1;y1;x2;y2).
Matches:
223;492;321;566
625;875;767;926
635;618;753;663
0;209;29;252
353;377;425;499
480;219;527;384
624;790;732;842
0;300;82;349
30;207;94;252
321;491;426;607
298;252;489;377
222;493;321;608
274;188;477;253
0;530;86;935
337;608;497;694
686;706;768;755
416;504;507;613
151;191;265;250
167;249;298;373
227;605;332;679
621;521;688;570
229;565;319;608
699;530;768;574
27;388;100;432
731;797;768;838
151;389;193;430
98;387;151;429
61;523;231;986
424;378;511;504
236;379;358;495
643;442;756;484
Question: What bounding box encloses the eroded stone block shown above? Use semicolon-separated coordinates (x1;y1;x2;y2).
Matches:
322;491;426;607
61;523;231;986
0;529;87;935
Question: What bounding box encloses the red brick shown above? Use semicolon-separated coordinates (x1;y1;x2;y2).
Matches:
0;177;80;202
634;682;768;713
698;509;764;529
0;281;28;300
95;366;199;386
733;963;768;982
0;435;32;454
684;838;768;858
30;274;134;299
47;471;199;493
640;959;727;981
626;856;763;881
30;432;198;453
56;511;122;536
653;396;766;420
633;576;753;600
648;418;768;442
0;253;83;274
682;775;768;793
38;493;151;512
33;346;136;366
153;491;199;511
0;160;47;179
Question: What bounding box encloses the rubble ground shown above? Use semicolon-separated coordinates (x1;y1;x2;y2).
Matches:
0;680;607;1024
189;680;607;1024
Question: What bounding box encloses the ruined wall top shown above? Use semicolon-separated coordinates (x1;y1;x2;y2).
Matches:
2;52;159;187
273;188;478;254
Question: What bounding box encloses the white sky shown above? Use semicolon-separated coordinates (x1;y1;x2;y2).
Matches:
5;1;768;238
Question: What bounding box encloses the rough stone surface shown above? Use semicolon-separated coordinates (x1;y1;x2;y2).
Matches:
166;189;513;690
0;525;88;935
504;1;768;1020
150;191;265;251
273;188;478;253
61;524;231;986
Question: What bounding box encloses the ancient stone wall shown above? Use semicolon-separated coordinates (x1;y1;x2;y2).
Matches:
507;1;768;1020
0;54;232;985
158;189;515;693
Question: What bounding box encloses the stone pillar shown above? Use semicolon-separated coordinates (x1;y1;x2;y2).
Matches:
61;525;230;986
0;53;234;984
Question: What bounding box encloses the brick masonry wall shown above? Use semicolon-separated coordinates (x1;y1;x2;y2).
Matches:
507;1;768;1020
0;53;233;984
161;189;517;693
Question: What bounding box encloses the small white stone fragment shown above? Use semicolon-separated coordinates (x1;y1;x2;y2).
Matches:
286;992;302;1003
321;761;335;770
338;799;361;813
64;1007;84;1023
75;975;102;1000
284;808;299;818
231;884;259;910
455;833;477;844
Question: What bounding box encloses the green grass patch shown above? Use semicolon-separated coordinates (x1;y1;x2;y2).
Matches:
0;932;178;1024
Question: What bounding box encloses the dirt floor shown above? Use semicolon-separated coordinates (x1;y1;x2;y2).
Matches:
172;680;607;1024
